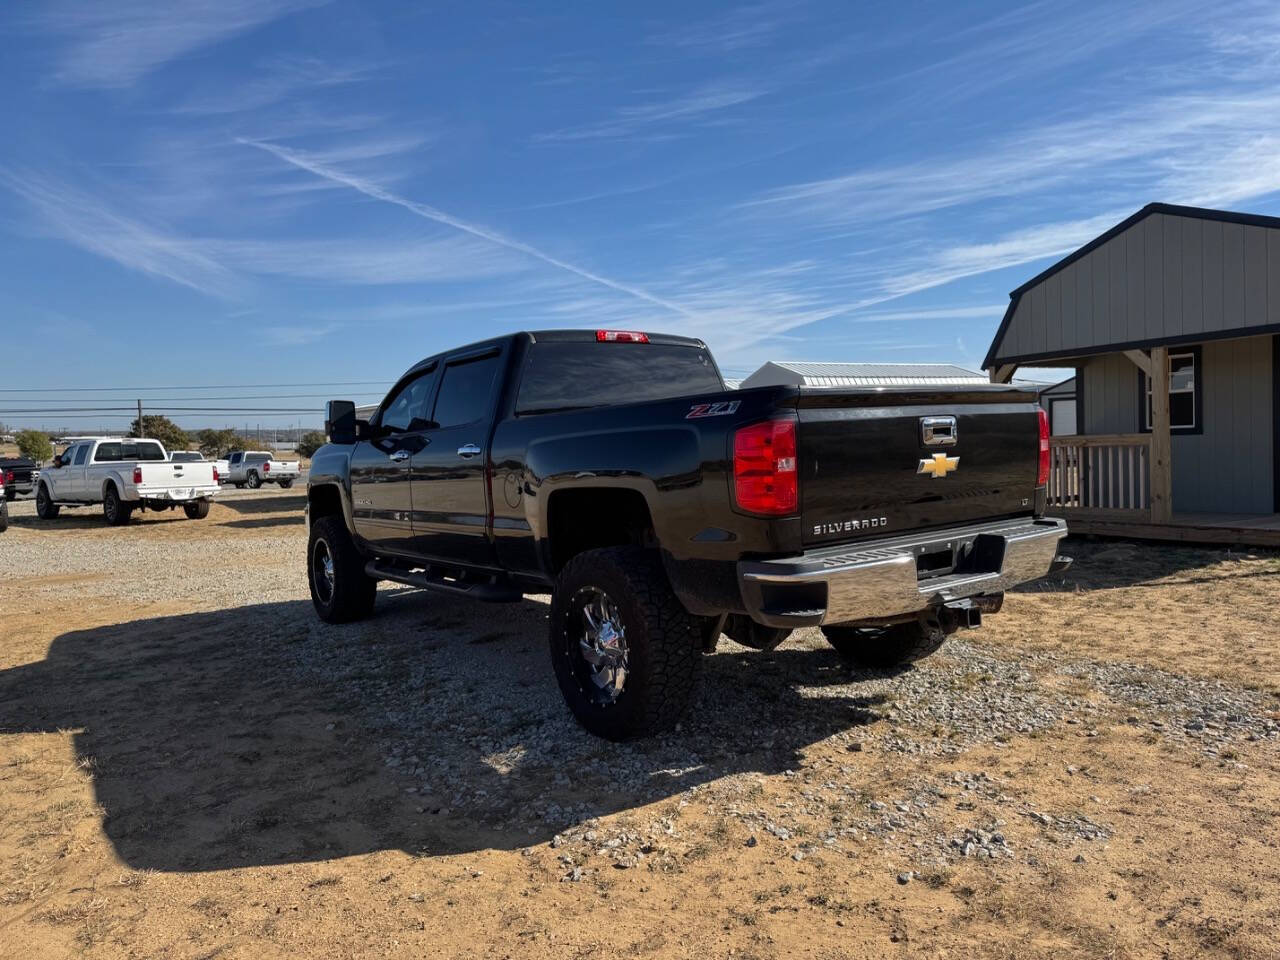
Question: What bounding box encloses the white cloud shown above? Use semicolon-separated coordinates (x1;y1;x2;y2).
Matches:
241;137;700;317
172;56;370;115
212;235;526;285
0;168;238;296
645;3;784;53
258;323;340;346
881;214;1125;297
38;0;327;88
533;79;770;142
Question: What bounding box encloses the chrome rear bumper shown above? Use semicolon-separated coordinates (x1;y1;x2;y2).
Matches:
738;517;1068;628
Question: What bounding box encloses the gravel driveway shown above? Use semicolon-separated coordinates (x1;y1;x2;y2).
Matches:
1;498;1277;958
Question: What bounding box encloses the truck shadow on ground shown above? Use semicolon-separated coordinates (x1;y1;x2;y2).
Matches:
7;510;192;530
0;592;891;873
217;492;307;515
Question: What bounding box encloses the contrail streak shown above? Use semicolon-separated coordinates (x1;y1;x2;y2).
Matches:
239;138;695;318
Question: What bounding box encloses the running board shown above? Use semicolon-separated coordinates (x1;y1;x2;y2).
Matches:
364;561;523;603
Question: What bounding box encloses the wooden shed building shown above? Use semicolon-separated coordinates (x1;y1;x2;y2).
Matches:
985;202;1280;546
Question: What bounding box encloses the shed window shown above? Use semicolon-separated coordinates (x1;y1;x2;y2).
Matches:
1140;349;1199;432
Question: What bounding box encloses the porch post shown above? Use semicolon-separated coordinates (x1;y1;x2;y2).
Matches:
1149;346;1173;524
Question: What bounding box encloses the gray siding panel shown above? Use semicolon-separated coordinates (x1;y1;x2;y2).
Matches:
1030;283;1047;355
1162;214;1183;337
1222;222;1245;329
1202;219;1224;332
1082;353;1139;435
1269;230;1280;328
1107;231;1126;345
1143;215;1164;341
1090;245;1108;347
1243;224;1268;327
1046;270;1063;353
1181;216;1204;336
1060;260;1079;352
1172;336;1274;513
1124;224;1145;342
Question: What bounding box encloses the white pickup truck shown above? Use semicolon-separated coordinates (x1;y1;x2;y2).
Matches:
224;450;300;489
35;437;220;525
170;449;230;479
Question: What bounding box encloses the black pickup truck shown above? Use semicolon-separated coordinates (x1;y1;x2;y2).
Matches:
307;329;1067;739
0;456;39;501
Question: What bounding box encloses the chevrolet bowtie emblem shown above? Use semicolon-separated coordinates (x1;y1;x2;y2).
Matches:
918;453;959;478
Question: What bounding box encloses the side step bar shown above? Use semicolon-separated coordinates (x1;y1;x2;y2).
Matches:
365;561;523;603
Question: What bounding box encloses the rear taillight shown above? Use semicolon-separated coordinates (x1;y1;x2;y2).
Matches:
263;461;270;472
3;469;11;485
213;467;220;484
132;466;143;484
1036;408;1050;486
733;417;798;516
596;329;649;343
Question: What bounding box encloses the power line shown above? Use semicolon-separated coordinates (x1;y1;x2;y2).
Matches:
0;380;395;393
0;409;335;417
0;392;387;402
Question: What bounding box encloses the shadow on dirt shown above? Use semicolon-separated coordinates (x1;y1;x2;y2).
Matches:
1014;536;1279;595
7;510;191;530
0;590;889;873
221;515;306;529
217;492;307;515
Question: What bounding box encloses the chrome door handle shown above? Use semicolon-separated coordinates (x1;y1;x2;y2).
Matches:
389;450;410;462
457;443;481;458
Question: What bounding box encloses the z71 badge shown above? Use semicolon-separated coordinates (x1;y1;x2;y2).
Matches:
686;400;740;419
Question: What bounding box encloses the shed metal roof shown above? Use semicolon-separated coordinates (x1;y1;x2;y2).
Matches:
740;361;988;389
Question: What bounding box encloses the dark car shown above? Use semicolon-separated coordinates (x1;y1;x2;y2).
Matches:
306;330;1068;739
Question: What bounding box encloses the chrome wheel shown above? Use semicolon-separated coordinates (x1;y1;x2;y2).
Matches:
312;538;335;605
574;587;628;701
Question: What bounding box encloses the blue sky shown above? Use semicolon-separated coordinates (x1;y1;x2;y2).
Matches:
4;0;1280;428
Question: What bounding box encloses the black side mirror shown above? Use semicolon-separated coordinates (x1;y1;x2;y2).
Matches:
326;400;357;444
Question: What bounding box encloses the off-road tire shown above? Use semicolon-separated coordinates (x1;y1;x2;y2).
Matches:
821;620;947;668
278;478;294;489
550;546;702;740
103;484;133;526
723;614;791;651
308;515;377;623
183;499;210;520
0;499;8;532
35;483;59;519
246;471;262;489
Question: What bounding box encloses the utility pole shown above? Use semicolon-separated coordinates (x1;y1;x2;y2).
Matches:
137;399;144;438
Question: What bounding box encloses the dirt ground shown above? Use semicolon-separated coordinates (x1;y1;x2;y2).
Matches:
1;493;1278;959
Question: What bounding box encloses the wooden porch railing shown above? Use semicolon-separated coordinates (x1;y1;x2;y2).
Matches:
1047;434;1151;517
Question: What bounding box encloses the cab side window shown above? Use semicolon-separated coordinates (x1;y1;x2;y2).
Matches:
433;354;499;428
73;444;89;466
378;368;437;433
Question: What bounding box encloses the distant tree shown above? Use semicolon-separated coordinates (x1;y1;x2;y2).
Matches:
16;429;53;463
295;430;328;458
196;428;241;458
129;415;189;452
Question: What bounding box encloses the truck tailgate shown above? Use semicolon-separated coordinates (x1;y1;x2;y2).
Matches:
797;387;1040;547
139;461;217;488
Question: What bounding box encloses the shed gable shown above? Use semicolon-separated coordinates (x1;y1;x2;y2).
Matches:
986;204;1280;367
